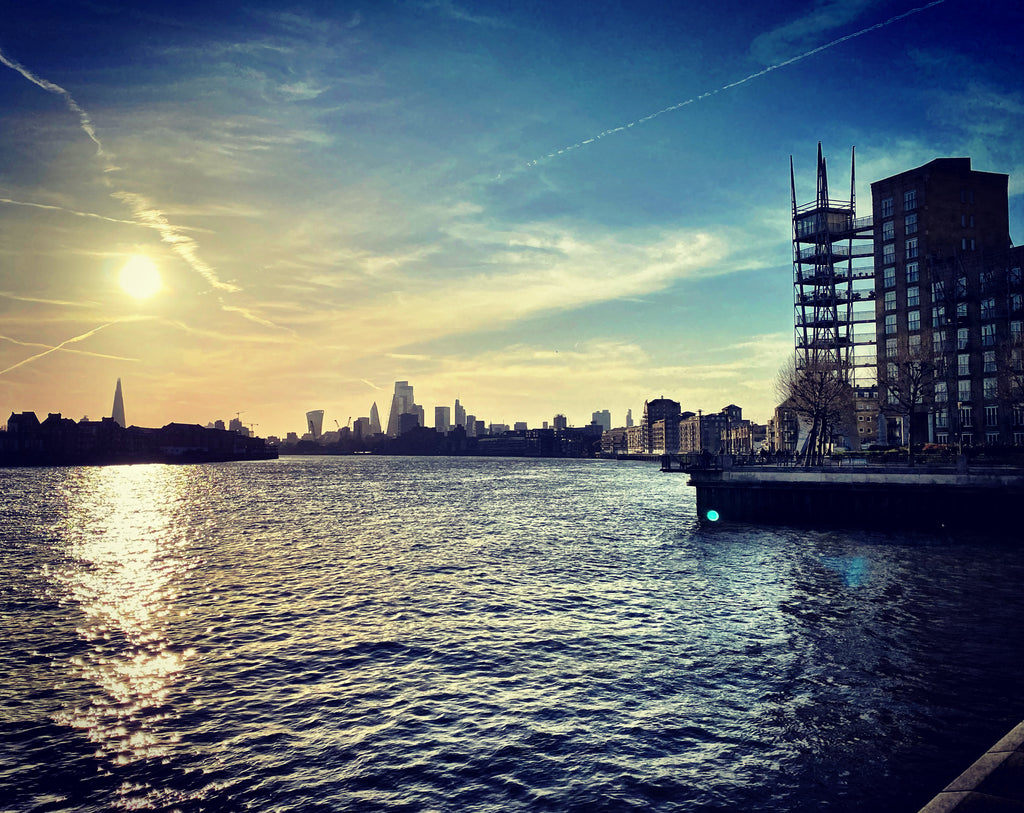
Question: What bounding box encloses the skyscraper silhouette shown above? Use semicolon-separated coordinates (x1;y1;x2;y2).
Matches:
111;378;126;428
369;402;382;435
386;381;415;437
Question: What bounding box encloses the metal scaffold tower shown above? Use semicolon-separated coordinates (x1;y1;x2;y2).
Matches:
791;144;875;385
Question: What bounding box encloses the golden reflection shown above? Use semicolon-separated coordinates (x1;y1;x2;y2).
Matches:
51;464;193;765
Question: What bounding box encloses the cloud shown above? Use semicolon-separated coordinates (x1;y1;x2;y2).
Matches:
750;0;878;64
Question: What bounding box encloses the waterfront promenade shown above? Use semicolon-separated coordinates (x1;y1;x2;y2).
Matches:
665;454;1024;532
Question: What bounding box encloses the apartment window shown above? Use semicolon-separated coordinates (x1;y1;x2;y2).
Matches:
881;197;894;218
905;213;918;235
980;272;993;294
984;378;999;400
982;323;996;347
1015;407;1024;426
909;334;922;354
957;301;968;319
906;237;919;259
935;408;948;429
960;405;972;427
958;380;972;402
933;330;947;354
1014;348;1024;372
907;286;920;307
957;276;969;298
984;350;997;373
932;279;945;300
883;243;896;264
904;189;917;210
932;304;946;327
887;387;899;406
935;381;948;403
937;432;949;445
962;433;973;446
1013;321;1024;338
1016;433;1024;446
935;354;948;376
883;220;895;240
908;310;920;331
885;290;897;311
885;314;897;334
962;238;976;251
1011;267;1022;285
1013;293;1023;313
987;432;1000;445
986;406;999;427
886;338;898;358
958;354;970;376
884;266;896;288
981;297;995;319
887;362;899;382
957;327;969;350
906;262;919;283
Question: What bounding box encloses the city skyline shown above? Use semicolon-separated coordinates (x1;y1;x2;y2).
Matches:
1;2;1022;438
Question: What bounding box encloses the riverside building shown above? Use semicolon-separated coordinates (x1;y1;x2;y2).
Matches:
871;157;1024;446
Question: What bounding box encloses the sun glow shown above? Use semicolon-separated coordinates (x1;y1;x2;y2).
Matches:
118;255;162;299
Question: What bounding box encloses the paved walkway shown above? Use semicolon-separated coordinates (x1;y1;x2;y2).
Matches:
917;720;1024;811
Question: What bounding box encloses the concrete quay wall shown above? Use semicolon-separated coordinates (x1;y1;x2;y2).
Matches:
686;467;1024;531
917;719;1024;811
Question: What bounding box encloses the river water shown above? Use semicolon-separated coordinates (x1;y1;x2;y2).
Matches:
1;456;1022;812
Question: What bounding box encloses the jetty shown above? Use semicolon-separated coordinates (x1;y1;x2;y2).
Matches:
664;454;1024;531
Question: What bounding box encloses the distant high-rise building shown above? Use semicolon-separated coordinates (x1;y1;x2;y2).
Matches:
553;414;568;431
454;399;466;428
514;421;528;431
306;409;325;440
214;419;225;431
111;378;126;428
435;406;451;434
626;409;633;428
386;381;415;437
369;402;382;435
592;409;611;433
465;414;477;437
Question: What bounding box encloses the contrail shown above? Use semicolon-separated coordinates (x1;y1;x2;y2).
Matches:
0;331;137;362
0;46;244;298
0;322;118;377
523;0;947;169
0;47;105;160
0;197;210;232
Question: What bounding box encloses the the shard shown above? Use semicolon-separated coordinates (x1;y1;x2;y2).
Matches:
111;378;126;428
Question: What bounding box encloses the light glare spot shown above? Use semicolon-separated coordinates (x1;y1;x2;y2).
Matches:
118;256;162;299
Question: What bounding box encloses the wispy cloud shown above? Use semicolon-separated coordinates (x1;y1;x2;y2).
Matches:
0;48;253;305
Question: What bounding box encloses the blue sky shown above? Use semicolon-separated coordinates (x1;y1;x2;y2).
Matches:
1;0;1022;436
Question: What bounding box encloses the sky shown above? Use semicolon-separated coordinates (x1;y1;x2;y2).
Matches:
1;0;1022;438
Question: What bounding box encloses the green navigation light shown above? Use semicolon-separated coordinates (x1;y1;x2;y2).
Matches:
706;509;720;522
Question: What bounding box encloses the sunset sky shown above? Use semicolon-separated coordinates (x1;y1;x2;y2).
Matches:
1;0;1022;437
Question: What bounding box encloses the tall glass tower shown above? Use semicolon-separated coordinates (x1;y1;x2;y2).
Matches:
111;378;126;428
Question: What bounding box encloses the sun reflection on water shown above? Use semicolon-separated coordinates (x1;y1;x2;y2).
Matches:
50;464;194;766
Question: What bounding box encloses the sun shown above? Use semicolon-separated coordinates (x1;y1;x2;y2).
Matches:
118;255;162;299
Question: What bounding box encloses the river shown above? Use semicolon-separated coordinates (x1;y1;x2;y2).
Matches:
1;456;1022;811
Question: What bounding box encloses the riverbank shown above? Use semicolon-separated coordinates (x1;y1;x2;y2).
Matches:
917;719;1024;811
677;460;1024;531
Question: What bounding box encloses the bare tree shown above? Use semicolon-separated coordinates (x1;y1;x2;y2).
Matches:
776;354;855;467
877;347;936;465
